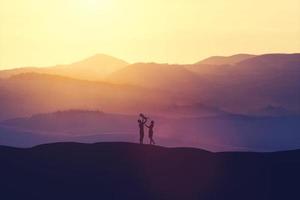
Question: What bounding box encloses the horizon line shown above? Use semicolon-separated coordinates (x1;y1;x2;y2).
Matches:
1;52;300;70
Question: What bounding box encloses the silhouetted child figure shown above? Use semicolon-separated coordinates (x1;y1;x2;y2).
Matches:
146;120;155;145
138;114;148;144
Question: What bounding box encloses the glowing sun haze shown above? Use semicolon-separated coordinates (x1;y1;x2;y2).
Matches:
0;0;299;69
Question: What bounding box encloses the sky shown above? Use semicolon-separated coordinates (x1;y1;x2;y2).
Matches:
0;0;300;69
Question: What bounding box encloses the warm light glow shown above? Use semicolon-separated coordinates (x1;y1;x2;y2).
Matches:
0;0;299;68
84;0;104;7
76;0;114;11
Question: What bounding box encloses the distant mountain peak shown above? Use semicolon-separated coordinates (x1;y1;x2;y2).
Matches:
72;54;129;66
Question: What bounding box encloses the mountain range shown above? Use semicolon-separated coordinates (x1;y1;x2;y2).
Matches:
0;54;128;81
0;53;299;151
0;53;299;119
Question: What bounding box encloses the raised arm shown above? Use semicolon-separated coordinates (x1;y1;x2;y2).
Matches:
142;118;148;124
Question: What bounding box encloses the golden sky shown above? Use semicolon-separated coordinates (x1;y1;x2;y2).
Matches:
0;0;300;69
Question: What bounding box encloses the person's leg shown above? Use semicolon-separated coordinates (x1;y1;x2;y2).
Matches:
152;138;155;145
149;133;151;144
141;133;144;144
149;137;154;145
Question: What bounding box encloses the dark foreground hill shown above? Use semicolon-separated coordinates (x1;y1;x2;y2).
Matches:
0;142;299;200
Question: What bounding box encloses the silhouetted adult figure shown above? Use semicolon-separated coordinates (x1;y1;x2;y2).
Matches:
146;120;155;145
138;114;148;144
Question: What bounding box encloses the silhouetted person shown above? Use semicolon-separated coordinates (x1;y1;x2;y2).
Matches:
146;120;155;145
138;114;148;144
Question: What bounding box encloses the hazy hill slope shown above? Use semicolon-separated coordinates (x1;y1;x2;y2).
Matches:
0;124;140;148
48;54;129;80
0;125;67;147
107;63;203;91
187;54;300;115
107;63;213;103
0;142;299;200
238;53;300;69
196;54;256;65
0;67;46;79
0;73;174;120
0;54;129;81
2;110;137;135
161;103;228;117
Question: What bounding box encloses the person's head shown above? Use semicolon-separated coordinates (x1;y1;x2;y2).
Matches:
140;113;147;119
